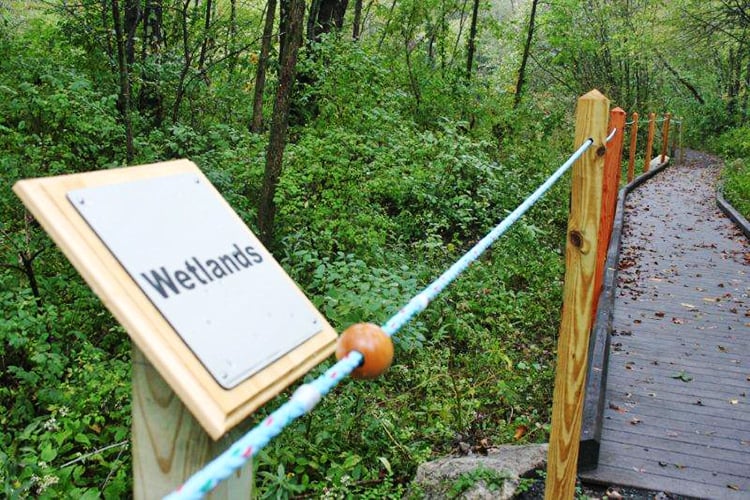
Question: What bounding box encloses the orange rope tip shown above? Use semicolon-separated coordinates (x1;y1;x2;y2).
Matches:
335;323;394;379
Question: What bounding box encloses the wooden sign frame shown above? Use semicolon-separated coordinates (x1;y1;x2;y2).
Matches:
13;159;338;439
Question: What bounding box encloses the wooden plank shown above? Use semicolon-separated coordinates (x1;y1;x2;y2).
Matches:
602;436;747;476
545;89;609;499
603;406;750;445
601;413;749;452
600;396;750;430
132;346;253;498
593;427;750;468
582;463;747;499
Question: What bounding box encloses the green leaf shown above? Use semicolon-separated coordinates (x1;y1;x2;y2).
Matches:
671;370;693;382
40;443;57;462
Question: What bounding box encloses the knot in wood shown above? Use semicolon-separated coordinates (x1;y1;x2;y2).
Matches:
569;230;584;250
596;145;607;157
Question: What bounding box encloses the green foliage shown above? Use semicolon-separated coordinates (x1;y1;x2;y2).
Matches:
446;467;510;497
709;126;750;219
722;159;750;220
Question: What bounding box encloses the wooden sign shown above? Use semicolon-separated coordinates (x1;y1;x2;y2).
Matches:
14;160;337;439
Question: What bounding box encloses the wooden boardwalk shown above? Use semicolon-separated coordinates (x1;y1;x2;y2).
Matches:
579;152;750;498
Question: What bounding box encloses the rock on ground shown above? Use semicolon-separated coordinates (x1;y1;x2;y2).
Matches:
409;444;548;499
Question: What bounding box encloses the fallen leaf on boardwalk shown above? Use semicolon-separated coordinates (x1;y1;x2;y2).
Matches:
727;484;740;491
609;402;627;413
672;370;693;382
666;431;679;437
680;303;696;309
717;345;728;352
632;467;646;473
694;400;704;406
630;417;642;425
703;297;718;302
740;440;750;446
513;425;528;440
675;463;686;469
655;311;665;317
606;487;623;499
672;317;684;324
730;399;739;405
658;461;668;467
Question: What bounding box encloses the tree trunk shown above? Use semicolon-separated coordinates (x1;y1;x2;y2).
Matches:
172;0;192;122
197;0;213;81
257;0;305;246
139;0;165;126
112;0;135;162
513;0;538;108
352;0;362;40
124;0;141;66
251;0;277;133
308;0;348;42
466;0;479;80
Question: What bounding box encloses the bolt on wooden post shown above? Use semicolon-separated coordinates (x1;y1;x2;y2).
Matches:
644;112;656;172
660;113;672;163
627;112;639;183
545;89;609;500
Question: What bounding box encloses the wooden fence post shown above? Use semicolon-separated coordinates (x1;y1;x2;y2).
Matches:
679;121;684;164
644;112;655;172
627;112;639;183
660;113;672;163
670;117;678;160
591;107;626;321
133;346;254;499
545;89;609;500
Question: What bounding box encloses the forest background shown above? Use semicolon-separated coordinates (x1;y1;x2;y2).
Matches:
1;0;749;497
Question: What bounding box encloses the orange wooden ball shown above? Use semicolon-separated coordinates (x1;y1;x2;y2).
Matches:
335;323;394;379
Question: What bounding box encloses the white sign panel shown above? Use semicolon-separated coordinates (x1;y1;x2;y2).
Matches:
68;173;321;389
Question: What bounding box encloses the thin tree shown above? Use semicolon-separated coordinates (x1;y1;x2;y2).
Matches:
111;0;135;162
514;0;539;108
466;0;480;80
257;0;305;245
352;0;363;40
251;0;278;133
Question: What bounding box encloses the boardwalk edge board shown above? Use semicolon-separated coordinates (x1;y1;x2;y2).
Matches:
716;185;750;240
578;157;671;472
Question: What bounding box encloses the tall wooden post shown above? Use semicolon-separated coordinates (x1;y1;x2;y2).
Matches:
545;90;609;500
591;107;626;321
627;112;639;183
133;346;254;499
670;117;678;161
660;113;672;163
644;112;656;172
679;121;684;164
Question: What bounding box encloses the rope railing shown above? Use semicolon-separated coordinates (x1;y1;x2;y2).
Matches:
164;138;596;499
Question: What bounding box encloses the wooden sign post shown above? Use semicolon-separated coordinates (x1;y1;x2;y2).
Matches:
644;112;656;172
627;112;639;183
545;90;609;499
660;113;672;163
13;160;338;496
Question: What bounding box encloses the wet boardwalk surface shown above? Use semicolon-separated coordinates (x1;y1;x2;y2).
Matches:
579;152;750;498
